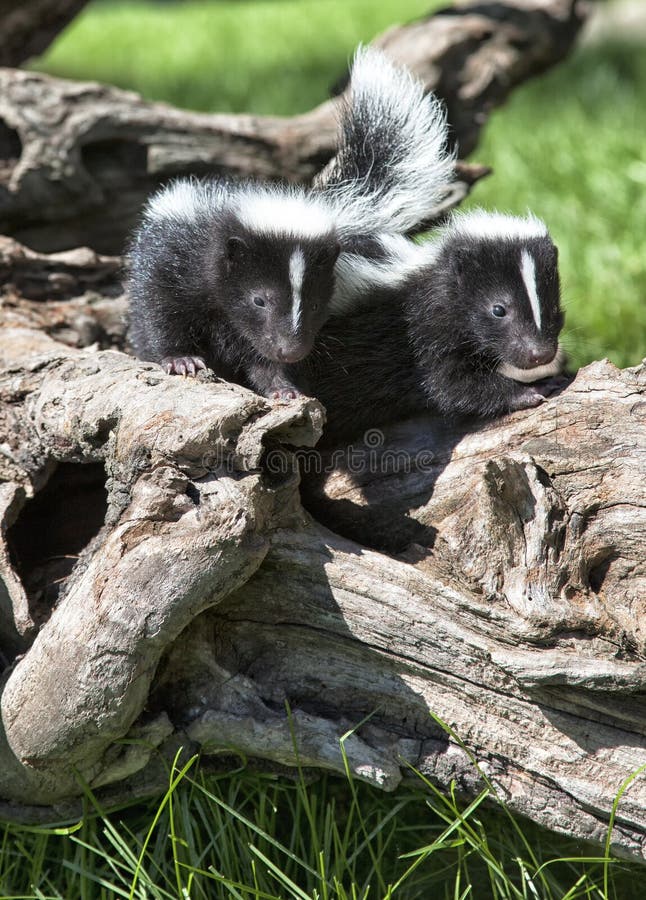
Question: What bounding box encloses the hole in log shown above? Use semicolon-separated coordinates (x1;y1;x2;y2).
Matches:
81;139;148;187
588;552;616;595
11;138;153;254
0;118;22;177
6;462;108;622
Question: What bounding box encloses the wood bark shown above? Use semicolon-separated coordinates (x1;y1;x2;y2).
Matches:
0;236;127;350
0;316;645;860
0;0;89;68
0;0;586;254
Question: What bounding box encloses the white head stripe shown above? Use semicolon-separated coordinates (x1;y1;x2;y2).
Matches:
145;177;337;239
520;248;541;331
290;249;306;332
445;209;548;243
145;178;227;223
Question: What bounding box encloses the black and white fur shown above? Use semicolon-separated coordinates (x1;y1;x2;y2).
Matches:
320;45;454;237
298;211;566;442
128;180;340;398
127;47;455;397
330;231;441;313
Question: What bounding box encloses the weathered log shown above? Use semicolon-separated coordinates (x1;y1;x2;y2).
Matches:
0;236;126;350
0;0;586;254
0;327;325;803
0;0;89;68
0;313;645;860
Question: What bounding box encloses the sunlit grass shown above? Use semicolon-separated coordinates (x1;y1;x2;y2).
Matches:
0;752;641;899
33;0;440;116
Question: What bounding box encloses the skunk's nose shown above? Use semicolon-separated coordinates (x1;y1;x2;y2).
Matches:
528;347;556;367
276;346;306;364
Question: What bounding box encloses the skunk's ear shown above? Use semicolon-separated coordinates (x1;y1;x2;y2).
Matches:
226;236;247;266
450;245;471;277
312;241;340;270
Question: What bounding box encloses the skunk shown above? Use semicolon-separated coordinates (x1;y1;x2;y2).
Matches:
127;47;455;398
298;211;566;443
318;45;454;237
128;180;340;398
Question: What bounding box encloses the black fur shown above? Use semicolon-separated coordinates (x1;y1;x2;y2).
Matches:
323;90;401;201
128;198;340;398
299;234;564;443
127;47;451;393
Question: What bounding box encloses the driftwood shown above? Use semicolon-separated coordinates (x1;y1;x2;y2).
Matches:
5;0;644;867
0;236;126;350
0;0;586;254
1;318;645;859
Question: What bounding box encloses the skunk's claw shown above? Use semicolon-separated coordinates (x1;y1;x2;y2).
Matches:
508;387;546;411
161;356;207;377
270;387;303;401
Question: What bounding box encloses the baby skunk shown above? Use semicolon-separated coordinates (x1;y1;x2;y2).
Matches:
128;181;340;399
298;211;566;443
127;47;454;399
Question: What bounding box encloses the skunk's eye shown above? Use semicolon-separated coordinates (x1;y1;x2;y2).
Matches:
312;303;319;311
492;304;507;318
253;295;266;308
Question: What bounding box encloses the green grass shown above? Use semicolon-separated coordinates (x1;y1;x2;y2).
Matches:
32;1;646;370
0;754;642;900
33;0;439;116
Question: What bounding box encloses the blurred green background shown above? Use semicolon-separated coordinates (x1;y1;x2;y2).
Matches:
32;0;646;370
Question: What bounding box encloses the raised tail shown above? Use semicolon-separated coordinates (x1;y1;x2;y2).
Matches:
319;45;455;236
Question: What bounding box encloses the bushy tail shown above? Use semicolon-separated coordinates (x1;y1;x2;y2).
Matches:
318;46;455;236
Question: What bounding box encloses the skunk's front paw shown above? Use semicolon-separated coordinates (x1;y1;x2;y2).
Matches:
508;387;545;411
269;386;305;401
533;375;571;397
161;356;207;377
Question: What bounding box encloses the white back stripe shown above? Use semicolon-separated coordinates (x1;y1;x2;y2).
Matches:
289;248;306;332
520;249;542;331
236;190;335;239
330;234;441;313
